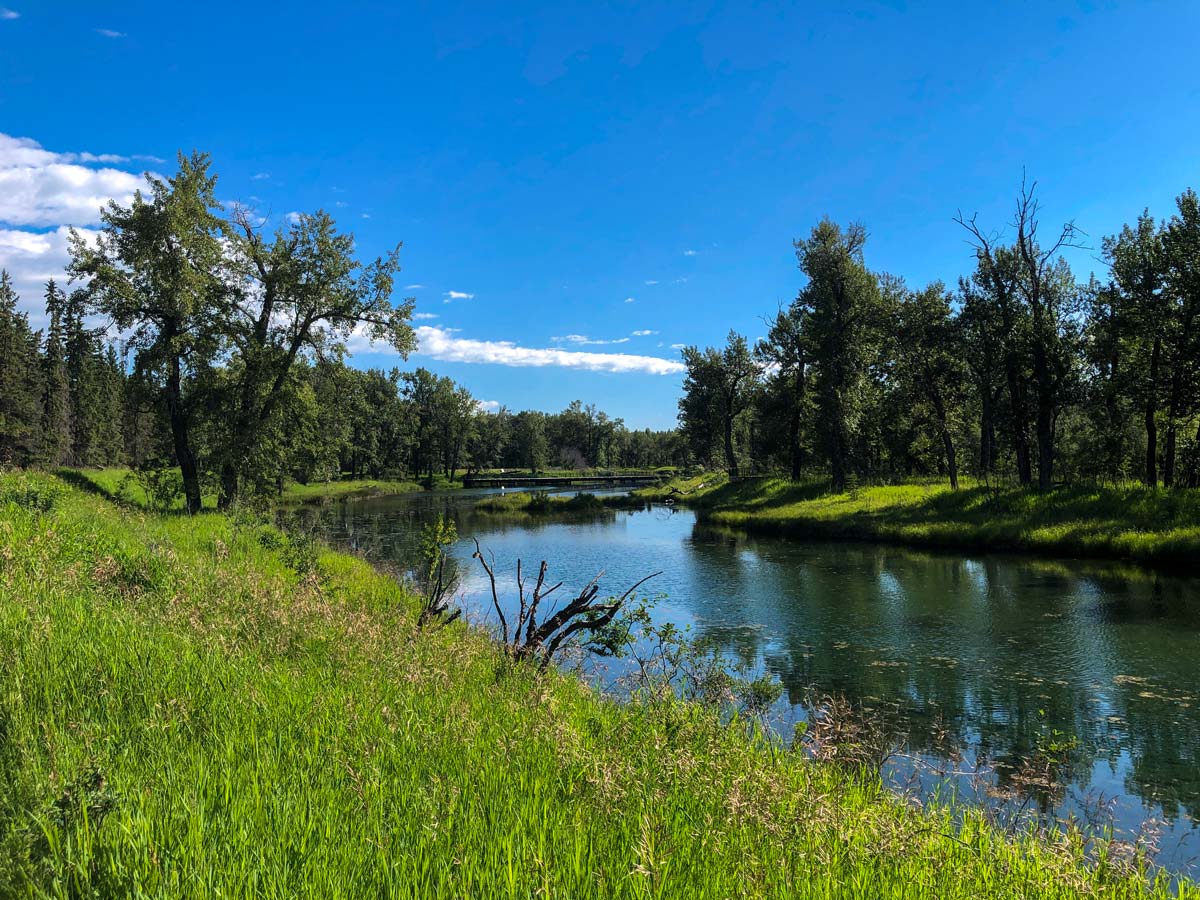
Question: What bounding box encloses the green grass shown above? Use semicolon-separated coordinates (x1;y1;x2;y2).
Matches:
0;469;1194;897
56;468;426;507
277;477;425;503
476;491;609;513
636;473;1200;567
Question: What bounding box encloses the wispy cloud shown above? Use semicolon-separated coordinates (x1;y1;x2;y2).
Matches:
552;334;631;346
683;249;697;257
643;279;659;285
95;28;125;38
670;343;686;350
631;329;658;337
413;312;439;320
361;213;371;219
0;8;19;19
624;296;635;304
414;326;685;375
443;290;474;303
404;283;424;290
250;172;270;180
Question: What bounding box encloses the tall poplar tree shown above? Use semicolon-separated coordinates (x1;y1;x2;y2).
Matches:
69;153;227;514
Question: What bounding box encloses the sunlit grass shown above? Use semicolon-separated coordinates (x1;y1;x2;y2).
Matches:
56;467;426;507
1;469;1194;897
641;474;1200;566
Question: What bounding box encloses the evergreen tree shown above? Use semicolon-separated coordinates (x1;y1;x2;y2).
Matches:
39;279;72;466
0;271;44;466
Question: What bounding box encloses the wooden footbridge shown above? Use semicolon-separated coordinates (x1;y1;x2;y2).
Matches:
462;471;665;489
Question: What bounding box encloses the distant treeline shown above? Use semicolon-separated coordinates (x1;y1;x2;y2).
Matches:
0;153;681;512
679;182;1200;490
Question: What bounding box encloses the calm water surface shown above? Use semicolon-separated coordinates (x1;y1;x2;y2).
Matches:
286;488;1200;875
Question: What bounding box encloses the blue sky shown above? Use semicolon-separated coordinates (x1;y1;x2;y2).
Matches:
2;1;1199;428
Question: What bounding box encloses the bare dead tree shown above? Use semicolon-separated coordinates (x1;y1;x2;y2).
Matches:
471;538;660;672
417;554;462;629
1011;176;1087;489
955;174;1087;488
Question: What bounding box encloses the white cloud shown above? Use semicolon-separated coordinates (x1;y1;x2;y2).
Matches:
631;329;658;337
0;8;19;19
623;296;635;303
0;133;146;227
96;28;125;38
0;225;100;320
404;283;424;290
443;290;474;302
551;333;630;346
251;172;270;180
361;213;371;219
285;211;303;224
476;399;501;413
412;312;439;320
670;343;686;350
334;200;348;208
683;249;697;256
644;279;659;285
414;326;685;375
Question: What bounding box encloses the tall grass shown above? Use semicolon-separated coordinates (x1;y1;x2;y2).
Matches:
636;474;1200;567
1;470;1194;897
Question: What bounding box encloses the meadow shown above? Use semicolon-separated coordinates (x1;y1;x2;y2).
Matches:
1;470;1196;897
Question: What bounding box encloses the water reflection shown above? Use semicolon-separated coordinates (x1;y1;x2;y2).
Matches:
284;491;1200;873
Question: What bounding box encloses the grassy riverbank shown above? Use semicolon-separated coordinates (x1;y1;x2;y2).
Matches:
1;470;1193;898
634;474;1200;567
475;490;608;513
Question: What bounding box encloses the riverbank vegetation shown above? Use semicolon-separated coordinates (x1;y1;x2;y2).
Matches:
475;490;610;514
678;183;1200;496
637;474;1200;566
2;469;1193;898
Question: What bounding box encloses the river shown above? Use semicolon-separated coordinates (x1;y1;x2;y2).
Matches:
284;487;1200;876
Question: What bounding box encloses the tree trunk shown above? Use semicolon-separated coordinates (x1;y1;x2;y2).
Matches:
788;366;806;481
1163;423;1177;488
1144;336;1161;486
978;386;994;477
1003;359;1032;485
166;355;201;515
723;403;738;478
929;389;958;490
1035;398;1054;490
1030;329;1055;490
219;462;238;509
942;426;959;490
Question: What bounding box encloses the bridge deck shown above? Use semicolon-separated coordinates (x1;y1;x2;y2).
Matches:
462;473;664;489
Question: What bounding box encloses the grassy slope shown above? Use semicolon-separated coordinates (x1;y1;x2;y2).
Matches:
59;468;426;507
0;471;1193;898
634;474;1200;566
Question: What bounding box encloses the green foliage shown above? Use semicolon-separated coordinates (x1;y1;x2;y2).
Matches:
117;466;183;512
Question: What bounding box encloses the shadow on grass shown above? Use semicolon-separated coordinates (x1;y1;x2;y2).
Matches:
53;468;118;500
